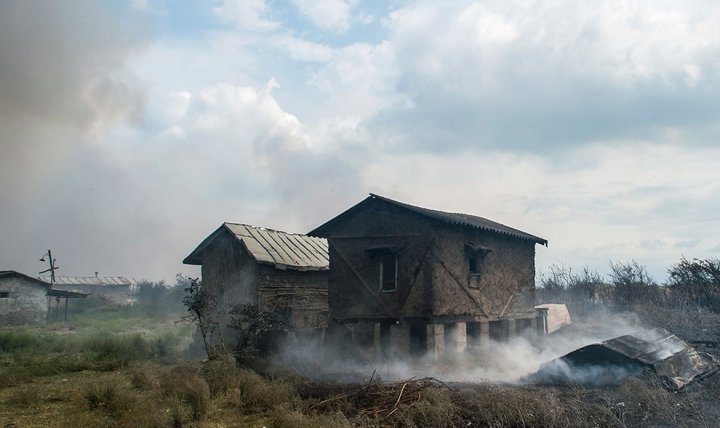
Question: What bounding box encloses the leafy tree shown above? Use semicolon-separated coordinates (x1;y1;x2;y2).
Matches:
182;278;219;359
228;303;290;364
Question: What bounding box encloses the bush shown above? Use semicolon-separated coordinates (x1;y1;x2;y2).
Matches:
7;385;41;406
458;385;564;428
668;257;720;311
0;331;45;354
228;303;291;364
202;354;240;397
227;368;299;413
84;376;136;415
85;333;151;369
610;260;660;306
266;405;351;428
159;364;211;421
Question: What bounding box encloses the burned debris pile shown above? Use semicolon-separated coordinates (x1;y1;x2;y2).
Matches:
529;328;718;390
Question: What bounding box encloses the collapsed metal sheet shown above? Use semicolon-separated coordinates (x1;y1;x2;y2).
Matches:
531;328;717;390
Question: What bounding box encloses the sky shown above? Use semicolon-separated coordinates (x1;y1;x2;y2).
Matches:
1;0;719;284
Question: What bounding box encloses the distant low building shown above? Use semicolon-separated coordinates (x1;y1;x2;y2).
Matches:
0;271;50;325
183;223;329;342
39;276;137;305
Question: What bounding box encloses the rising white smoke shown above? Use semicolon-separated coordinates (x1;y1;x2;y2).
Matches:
272;310;651;385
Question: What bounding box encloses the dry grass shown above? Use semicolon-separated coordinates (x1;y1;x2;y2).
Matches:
158;364;211;421
2;359;719;428
3;307;720;428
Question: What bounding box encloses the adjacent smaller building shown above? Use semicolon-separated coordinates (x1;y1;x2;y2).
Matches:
183;223;329;343
0;271;50;325
0;271;89;324
39;276;137;305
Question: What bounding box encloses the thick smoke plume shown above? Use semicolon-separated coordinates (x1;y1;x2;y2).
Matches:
272;310;653;385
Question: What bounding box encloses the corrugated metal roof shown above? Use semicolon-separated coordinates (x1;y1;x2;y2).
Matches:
309;194;548;245
184;223;328;271
37;276;137;287
552;328;717;390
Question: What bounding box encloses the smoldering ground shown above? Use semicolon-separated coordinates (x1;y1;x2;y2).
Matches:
271;310;658;386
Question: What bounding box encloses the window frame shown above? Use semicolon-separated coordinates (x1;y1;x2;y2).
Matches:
466;245;491;288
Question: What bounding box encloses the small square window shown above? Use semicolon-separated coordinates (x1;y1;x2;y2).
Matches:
0;291;9;298
379;254;397;291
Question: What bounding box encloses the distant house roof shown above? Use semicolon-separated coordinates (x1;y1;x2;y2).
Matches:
309;194;548;246
184;223;329;271
0;270;50;289
0;271;87;298
38;276;137;287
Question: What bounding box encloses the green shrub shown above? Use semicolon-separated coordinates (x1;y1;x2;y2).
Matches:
0;331;45;354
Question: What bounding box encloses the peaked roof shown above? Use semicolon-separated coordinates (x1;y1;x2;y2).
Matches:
0;270;50;288
309;194;548;245
184;223;329;271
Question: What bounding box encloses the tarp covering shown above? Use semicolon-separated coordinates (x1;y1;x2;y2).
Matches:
531;328;717;390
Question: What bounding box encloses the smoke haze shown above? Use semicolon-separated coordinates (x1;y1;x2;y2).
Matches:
273;311;649;385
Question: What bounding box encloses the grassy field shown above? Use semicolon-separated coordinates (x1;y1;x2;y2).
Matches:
2;304;720;427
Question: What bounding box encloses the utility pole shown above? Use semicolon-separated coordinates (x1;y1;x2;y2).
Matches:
39;250;61;321
39;249;59;284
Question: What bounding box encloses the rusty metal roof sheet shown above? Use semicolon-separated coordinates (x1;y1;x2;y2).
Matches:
37;276;137;287
541;328;718;390
184;223;328;271
309;194;547;246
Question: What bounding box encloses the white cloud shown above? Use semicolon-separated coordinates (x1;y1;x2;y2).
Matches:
308;41;401;118
291;0;354;32
213;0;279;31
271;35;334;62
5;0;720;283
359;142;720;281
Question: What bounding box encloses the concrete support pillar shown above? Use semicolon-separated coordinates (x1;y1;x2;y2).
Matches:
480;321;490;348
389;324;410;358
529;318;538;336
536;308;549;335
352;321;374;346
447;322;467;353
506;319;516;340
426;323;445;359
372;323;382;357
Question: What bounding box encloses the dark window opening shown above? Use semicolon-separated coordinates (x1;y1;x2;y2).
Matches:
489;320;505;341
469;256;478;275
0;291;9;298
379;323;391;357
379;254;397;291
409;323;427;356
